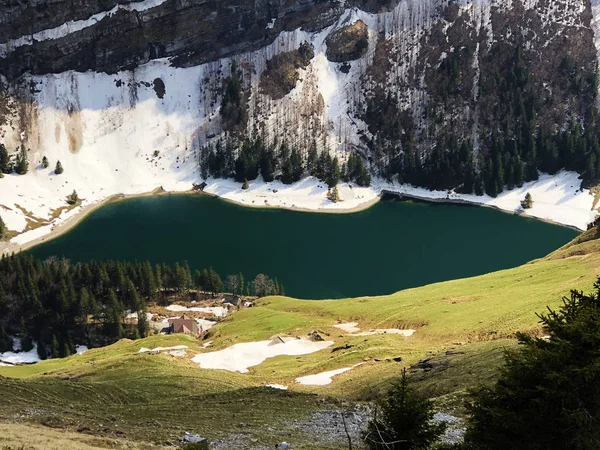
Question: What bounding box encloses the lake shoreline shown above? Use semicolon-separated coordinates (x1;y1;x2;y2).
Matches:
381;190;584;232
0;186;382;255
1;175;589;255
24;189;578;299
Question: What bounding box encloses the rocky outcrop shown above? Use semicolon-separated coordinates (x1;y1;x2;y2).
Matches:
325;20;369;62
260;42;314;99
0;0;344;78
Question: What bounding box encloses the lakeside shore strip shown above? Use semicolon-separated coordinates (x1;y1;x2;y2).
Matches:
1;170;596;254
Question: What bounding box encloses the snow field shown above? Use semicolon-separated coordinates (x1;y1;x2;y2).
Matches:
191;337;334;373
295;363;364;386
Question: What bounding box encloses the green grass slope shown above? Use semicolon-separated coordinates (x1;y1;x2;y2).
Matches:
1;228;599;448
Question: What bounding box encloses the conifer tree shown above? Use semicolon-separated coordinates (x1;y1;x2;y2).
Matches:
521;192;533;209
54;160;64;175
0;214;6;240
51;334;60;358
464;282;600;450
67;190;78;205
0;325;11;352
0;143;9;174
105;289;124;339
36;340;47;360
208;268;223;295
141;261;156;299
41;156;49;169
362;368;446;449
137;311;149;338
327;156;340;188
15;147;28;175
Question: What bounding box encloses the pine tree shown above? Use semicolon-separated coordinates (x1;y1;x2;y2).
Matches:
141;261;156;299
137;311;149;338
105;289;124;339
41;156;49;169
51;334;60;358
514;156;525;187
0;325;11;352
464;282;600;450
15;147;28;175
362;368;446;449
0;143;9;174
260;149;276;182
67;190;78;205
208;268;223;295
0;214;6;240
54;160;64;175
327;156;340;188
521;192;533;209
36;340;47;360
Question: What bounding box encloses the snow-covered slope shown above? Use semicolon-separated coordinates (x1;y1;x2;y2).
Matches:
0;0;598;251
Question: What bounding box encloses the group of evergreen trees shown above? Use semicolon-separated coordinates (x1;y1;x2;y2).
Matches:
200;137;370;189
0;253;281;359
221;61;247;133
0;144;27;176
0;143;63;176
362;45;600;197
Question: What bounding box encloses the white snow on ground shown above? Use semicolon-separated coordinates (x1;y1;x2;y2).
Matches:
0;0;170;56
191;338;334;373
333;322;361;333
296;363;364;386
75;345;89;355
0;344;40;364
138;345;188;353
266;384;288;390
165;305;228;317
0;340;88;365
205;171;595;230
195;318;217;329
333;322;415;337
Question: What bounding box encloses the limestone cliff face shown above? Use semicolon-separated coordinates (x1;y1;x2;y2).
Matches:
0;0;346;78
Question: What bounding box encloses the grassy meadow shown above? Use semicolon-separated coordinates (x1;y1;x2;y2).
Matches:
1;228;600;448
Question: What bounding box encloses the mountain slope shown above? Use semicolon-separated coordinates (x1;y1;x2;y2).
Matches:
1;0;599;248
1;227;599;448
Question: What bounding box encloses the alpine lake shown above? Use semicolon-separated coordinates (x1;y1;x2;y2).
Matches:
29;194;578;299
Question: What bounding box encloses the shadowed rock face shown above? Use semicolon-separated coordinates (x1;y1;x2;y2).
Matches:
325;19;368;62
0;0;346;78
